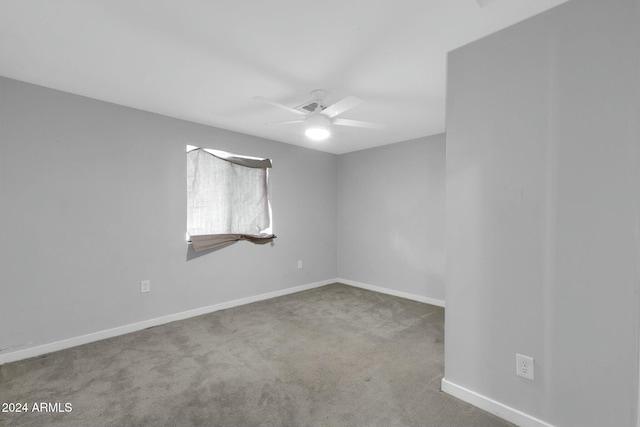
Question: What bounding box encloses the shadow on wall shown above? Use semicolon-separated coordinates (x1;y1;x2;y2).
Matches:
186;240;275;261
186;242;234;260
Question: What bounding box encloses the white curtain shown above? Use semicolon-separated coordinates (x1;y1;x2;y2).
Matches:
187;148;274;251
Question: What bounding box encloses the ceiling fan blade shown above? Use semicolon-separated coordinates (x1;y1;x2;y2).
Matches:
333;118;386;129
321;96;363;118
267;119;305;126
253;96;308;116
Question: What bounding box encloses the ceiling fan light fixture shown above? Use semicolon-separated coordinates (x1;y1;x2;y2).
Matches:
305;126;330;141
304;114;331;141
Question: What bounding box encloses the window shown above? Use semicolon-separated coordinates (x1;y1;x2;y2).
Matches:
186;145;274;252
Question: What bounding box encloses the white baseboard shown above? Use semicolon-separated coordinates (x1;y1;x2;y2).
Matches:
441;378;555;427
336;278;445;308
0;279;334;365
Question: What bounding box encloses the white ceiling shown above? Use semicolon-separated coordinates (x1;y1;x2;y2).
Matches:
0;0;568;154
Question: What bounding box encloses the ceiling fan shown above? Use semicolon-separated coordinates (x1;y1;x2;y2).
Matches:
253;90;385;141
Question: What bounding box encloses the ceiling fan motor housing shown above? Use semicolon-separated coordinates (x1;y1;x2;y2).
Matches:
305;113;331;140
306;113;330;128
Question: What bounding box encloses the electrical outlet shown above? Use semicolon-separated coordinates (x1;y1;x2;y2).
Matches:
297;260;303;269
140;280;151;293
516;354;534;380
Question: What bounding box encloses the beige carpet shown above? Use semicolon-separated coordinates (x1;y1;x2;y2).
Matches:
0;283;515;426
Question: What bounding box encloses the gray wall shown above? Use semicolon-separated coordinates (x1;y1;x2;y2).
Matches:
337;135;446;302
445;1;640;426
0;77;338;354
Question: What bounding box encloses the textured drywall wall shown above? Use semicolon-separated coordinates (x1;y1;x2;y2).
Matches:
337;135;446;302
0;76;338;355
445;1;640;426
